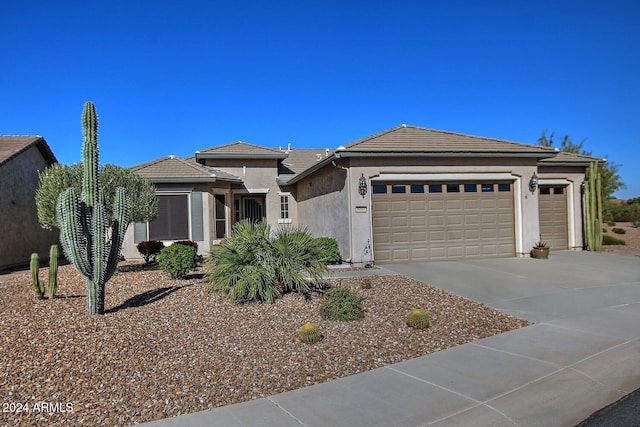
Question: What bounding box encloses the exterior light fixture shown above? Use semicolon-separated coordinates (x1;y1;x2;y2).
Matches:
529;172;539;193
358;174;368;198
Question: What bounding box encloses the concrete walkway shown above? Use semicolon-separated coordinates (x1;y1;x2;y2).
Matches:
139;251;640;427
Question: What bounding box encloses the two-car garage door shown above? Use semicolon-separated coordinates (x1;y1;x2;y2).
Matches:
372;182;515;263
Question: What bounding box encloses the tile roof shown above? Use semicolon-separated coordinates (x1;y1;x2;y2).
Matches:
196;141;288;159
279;148;335;175
0;136;57;166
341;125;558;156
538;151;605;165
130;155;242;183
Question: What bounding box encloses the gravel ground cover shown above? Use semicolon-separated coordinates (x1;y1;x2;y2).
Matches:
0;262;529;426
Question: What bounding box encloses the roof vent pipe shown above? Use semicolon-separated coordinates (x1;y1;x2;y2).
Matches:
325;148;329;157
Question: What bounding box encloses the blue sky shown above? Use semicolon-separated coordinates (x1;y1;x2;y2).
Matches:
2;0;639;198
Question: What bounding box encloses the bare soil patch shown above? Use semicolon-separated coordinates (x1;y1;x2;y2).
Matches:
0;263;528;426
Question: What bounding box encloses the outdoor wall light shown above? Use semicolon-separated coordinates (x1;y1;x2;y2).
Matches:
358;174;368;198
529;172;539;193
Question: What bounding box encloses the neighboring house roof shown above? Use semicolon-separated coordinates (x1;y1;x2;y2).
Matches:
338;125;558;157
538;151;606;166
130;155;242;184
0;136;57;167
279;148;335;176
196;141;288;160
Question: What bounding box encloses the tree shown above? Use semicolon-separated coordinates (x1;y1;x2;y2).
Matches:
36;162;158;231
537;129;625;201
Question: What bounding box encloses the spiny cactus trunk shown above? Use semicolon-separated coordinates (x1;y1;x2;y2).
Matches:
56;102;130;315
48;244;58;299
584;162;603;251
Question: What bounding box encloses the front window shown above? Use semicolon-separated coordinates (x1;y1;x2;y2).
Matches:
149;194;189;240
214;194;226;238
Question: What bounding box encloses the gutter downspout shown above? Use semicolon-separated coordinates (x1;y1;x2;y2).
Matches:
332;160;353;264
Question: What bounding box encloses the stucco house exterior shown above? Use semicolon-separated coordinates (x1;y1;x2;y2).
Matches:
0;136;59;270
123;125;603;264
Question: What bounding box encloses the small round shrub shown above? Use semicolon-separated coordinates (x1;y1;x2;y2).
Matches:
156;243;198;279
607;221;616;226
612;227;626;235
406;309;430;329
297;322;322;344
320;286;364;321
360;277;372;289
602;235;626;246
136;240;165;264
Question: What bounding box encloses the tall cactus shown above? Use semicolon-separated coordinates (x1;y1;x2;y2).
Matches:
56;102;130;314
584;162;603;251
30;253;45;299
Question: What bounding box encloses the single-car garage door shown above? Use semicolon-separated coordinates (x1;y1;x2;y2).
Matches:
372;182;515;263
538;185;568;250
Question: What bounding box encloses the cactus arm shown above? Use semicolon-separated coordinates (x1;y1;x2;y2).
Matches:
30;253;44;299
57;188;91;277
104;187;130;283
48;245;58;299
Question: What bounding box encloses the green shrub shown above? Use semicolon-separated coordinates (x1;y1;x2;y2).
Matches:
136;240;165;264
607;221;616;226
315;237;341;265
156;243;197;279
320;286;364;321
360;277;372;289
602;235;626;246
206;221;326;303
612;227;626;235
406;309;430;329
297;322;323;344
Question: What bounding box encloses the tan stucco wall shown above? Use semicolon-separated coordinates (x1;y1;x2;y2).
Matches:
339;156;543;264
538;165;588;250
0;146;59;269
294;163;349;259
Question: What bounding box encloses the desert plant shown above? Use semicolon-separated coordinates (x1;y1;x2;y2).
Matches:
156;243;197;279
612;227;626;235
136;240;165;264
315;237;341;265
271;225;326;295
30;253;45;299
607;221;616;226
320;285;364;321
56;101;130;315
584;162;603;251
207;220;279;303
48;244;58;299
207;221;326;303
360;277;372;289
297;322;322;344
602;235;626;246
406;309;430;329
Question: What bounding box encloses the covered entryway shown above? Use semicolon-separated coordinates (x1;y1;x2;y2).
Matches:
372;182;515;263
538;185;569;250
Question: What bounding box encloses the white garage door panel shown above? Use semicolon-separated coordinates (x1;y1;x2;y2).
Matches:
373;182;515;263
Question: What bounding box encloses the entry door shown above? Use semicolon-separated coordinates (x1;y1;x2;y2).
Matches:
234;196;265;223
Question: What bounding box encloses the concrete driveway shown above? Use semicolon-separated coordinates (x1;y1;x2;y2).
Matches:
382;250;640;323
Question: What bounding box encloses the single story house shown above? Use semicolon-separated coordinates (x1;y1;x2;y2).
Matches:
123;125;603;264
0;136;59;270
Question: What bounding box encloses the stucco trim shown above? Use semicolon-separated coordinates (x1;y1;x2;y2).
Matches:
372;173;518;181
